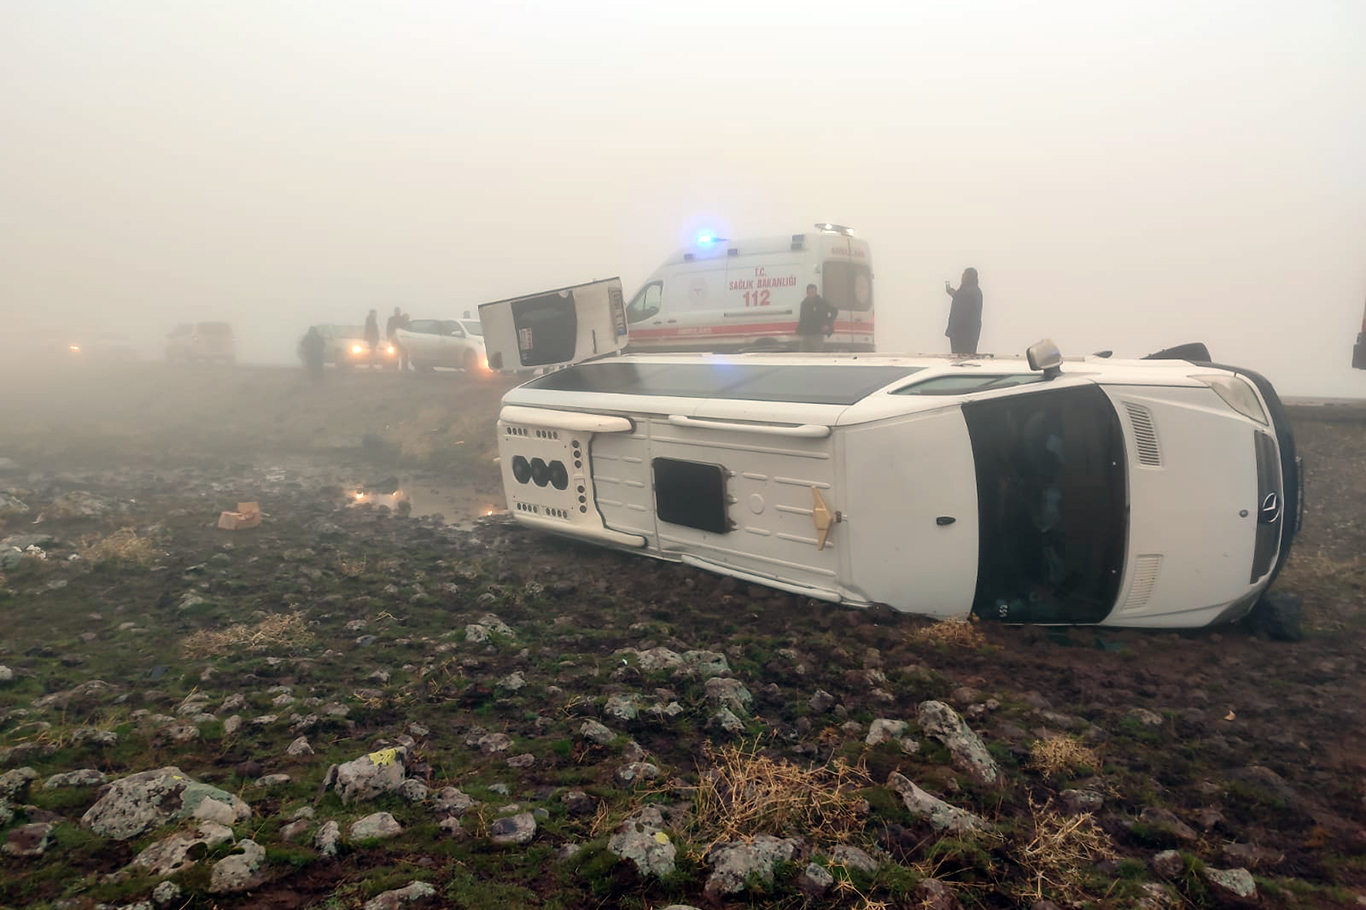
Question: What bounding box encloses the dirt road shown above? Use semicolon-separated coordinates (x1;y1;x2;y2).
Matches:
1;361;1364;909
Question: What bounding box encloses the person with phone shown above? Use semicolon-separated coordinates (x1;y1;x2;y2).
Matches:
944;268;983;355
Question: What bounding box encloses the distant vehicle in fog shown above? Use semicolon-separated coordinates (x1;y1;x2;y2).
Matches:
395;318;488;374
312;324;399;369
166;322;236;364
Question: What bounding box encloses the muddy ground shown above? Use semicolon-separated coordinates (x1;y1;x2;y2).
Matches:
0;360;1364;910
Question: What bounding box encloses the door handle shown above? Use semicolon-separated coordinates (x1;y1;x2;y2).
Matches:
667;415;831;438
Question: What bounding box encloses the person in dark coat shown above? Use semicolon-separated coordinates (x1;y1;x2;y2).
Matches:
363;309;380;352
944;268;983;355
298;326;325;384
796;284;839;353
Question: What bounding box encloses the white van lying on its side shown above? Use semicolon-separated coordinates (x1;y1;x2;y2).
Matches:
623;224;875;353
478;279;1304;632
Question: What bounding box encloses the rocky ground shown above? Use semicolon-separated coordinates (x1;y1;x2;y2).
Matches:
0;361;1364;910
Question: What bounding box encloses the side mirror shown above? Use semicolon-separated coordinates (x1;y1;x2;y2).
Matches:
1026;339;1064;378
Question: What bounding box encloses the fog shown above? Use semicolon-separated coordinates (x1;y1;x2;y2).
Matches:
2;0;1363;396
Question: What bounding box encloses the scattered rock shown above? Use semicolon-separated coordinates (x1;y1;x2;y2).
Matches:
316;820;341;857
1221;842;1284;869
704;677;753;715
608;806;676;878
615;762;660;785
438;817;466;838
1060;789;1104;814
1133;882;1177;909
506;753;535;769
208;839;267;893
351;811;404;841
129;822;234;876
286;736;314;756
0;666;12;684
81;767;251;840
603;694;639;723
914;878;964;910
797;862;834;899
280;819;311;841
0;767;38;799
363;881;437;910
1150;849;1184;879
477;733;514;754
709;708;744;734
866;718;908;746
1126;707;1165;728
259;773;292;787
809;689;836;713
1135;807;1198;843
831;844;878;875
887;771;984;833
399;779;429;802
433;787;477;816
499;671;526;692
916;701;1000;786
1246;591;1303;642
490;812;537;845
3;821;56;857
1201;866;1257;901
704;835;801;898
152;881;183;906
334;747;408;805
580;720;614;746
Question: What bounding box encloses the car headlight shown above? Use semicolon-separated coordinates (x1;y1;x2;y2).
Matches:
350;344;364;355
386;344;396;355
69;344;81;353
1192;374;1267;424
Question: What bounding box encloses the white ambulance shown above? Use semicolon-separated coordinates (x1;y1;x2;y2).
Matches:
622;224;875;353
479;278;1304;632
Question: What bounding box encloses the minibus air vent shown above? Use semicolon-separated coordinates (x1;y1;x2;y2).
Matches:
1118;555;1163;614
1124;403;1162;467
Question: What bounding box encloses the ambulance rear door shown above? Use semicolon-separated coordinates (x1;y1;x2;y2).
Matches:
479;278;629;372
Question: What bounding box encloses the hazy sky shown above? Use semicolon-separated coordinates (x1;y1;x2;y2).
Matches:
3;0;1364;394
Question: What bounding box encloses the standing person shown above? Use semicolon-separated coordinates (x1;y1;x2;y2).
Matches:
796;283;838;353
298;326;325;384
363;309;380;354
395;308;412;371
944;268;983;355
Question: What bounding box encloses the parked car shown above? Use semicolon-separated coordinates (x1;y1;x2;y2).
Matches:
395;318;488;374
312;324;399;369
166;322;236;364
477;278;1302;632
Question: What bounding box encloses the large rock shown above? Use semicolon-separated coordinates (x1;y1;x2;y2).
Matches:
333;747;408;805
603;695;639;723
81;767;251;840
208;839;267;893
351;812;403;841
866;719;908;746
797;862;833;899
916;701;1000;786
831;844;878;875
704;835;801;898
3;822;56;857
914;879;963;910
887;771;985;833
363;881;438;910
129;822;235;876
316;820;341;857
608;806;676;878
490;812;537;845
580;720;614;746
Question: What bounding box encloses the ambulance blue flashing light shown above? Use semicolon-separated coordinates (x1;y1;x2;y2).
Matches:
695;232;722;245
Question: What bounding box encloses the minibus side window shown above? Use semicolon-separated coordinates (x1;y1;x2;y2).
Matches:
627;282;663;323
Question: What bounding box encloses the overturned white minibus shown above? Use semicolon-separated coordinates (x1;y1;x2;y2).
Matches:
479;279;1303;630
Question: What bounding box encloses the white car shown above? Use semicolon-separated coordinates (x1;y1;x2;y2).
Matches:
478;279;1303;631
396;319;488;374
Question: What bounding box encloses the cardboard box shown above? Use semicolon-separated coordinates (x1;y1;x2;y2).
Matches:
217;502;261;531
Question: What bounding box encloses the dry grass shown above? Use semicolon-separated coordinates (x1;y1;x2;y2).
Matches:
79;527;159;566
181;612;313;658
1016;796;1114;901
1028;736;1101;778
689;739;870;846
906;618;985;649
